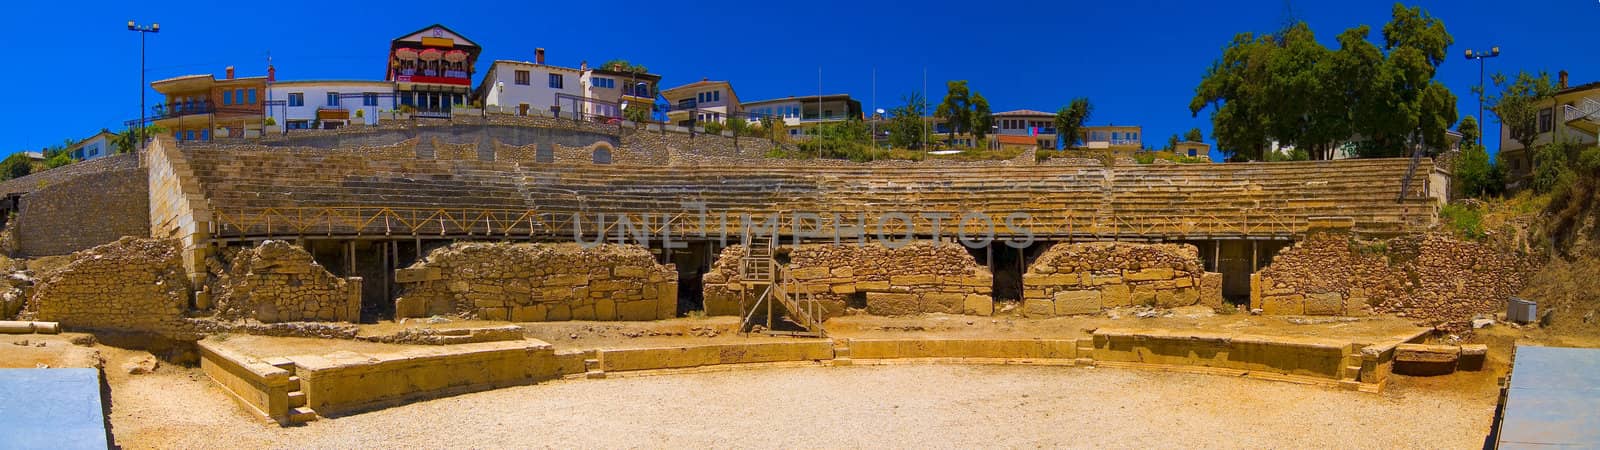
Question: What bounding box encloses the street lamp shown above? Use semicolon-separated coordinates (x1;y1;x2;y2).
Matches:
1464;46;1500;128
128;20;159;150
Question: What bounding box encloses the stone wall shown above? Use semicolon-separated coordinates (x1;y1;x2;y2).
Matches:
1021;242;1222;317
208;240;361;323
703;242;994;318
1254;231;1529;331
26;237;190;332
12;167;150;256
394;243;677;321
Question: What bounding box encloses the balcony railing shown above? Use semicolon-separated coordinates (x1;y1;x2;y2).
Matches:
145;101;215;121
393;68;472;86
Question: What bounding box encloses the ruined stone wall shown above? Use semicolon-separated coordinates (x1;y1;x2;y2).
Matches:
394;243;677;321
703;242;994;318
252;120;620;161
1021;242;1222;317
25;237;190;332
1254;231;1529;331
208;241;360;323
12;167;150;256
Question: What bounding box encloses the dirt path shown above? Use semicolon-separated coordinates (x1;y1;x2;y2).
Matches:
108;364;1496;449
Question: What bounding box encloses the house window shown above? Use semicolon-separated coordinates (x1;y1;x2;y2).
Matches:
327;92;341;107
595;77;615;89
236;89;245;105
548;73;564;89
222;90;232;105
363;93;379;106
248;89;257;104
514;70;530;85
1189;149;1198;157
1539;107;1554;133
288;93;304;107
200;130;209;141
186;130;195;141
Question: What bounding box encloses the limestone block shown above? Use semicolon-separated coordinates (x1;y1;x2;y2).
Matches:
830;267;854;278
481;307;509;321
1154;289;1180;308
656;290;677;320
866;293;920;316
1125;268;1175;282
830;283;857;294
1089;274;1123;286
570;303;597;321
545;274;589;286
1303;293;1344;316
1173;287;1199;307
1393;344;1460;376
1131;285;1157;306
395;267;442;283
790;267;832;280
1175;276;1193;288
595;298;617;321
1023;299;1055;318
921;293;965;314
1053;290;1101;315
1457;344;1487;371
963;294;993;316
617;299;659;321
1101;284;1132;308
890;274;937;286
959;276;992;287
512;304;547;322
613;266;647;278
1259;295;1304;315
856;281;891;291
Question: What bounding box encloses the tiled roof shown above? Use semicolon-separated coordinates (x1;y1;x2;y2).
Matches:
994;109;1054;117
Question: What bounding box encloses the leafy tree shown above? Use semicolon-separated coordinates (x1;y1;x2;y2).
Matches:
799;120;874;161
759;116;790;142
1183;128;1204;143
1457;115;1479;148
1532;143;1573;195
970;93;993;142
701;120;724;135
888;92;930;150
725;116;751;137
1166;134;1180;151
1452;143;1501;198
1054;98;1092;149
44;152;74;169
112;125;167;154
0;153;33;181
934;80;972;142
1489;71;1558;151
600;59;648;73
623;105;651;126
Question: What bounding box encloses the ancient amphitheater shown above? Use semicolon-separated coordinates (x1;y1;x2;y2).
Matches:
0;118;1518;430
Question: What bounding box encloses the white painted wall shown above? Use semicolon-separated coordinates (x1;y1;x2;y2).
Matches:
482;61;582;116
267;81;394;128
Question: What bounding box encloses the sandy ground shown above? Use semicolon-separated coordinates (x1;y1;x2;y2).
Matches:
106;362;1497;449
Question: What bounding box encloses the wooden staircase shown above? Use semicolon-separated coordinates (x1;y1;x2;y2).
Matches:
739;234;827;337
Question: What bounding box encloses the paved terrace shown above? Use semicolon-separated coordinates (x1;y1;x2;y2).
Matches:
161;140;1436;243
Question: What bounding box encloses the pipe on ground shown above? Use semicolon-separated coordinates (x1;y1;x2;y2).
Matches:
0;321;61;334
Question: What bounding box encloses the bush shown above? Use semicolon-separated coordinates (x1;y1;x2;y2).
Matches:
1439;203;1486;240
44;152;73;169
1532;143;1574;195
0;153;34;181
1452;144;1503;198
701;121;724;135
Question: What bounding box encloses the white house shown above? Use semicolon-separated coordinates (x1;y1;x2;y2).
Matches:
660;79;740;126
266;80;396;130
477;50;584;118
579;64;660;121
64;129;119;161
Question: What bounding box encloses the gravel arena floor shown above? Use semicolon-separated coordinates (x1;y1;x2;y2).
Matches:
108;361;1498;449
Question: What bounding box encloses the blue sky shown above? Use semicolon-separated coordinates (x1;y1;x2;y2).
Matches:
7;0;1598;160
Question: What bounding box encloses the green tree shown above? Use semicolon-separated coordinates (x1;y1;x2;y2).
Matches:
701;120;724;135
623;106;651;126
935;80;973;142
1452;143;1501;198
600;59;648;73
44;152;74;169
0;153;34;181
970;93;993;142
1054;98;1092;149
759;116;790;143
799;119;873;161
112;125;167;154
1532;143;1574;195
725;116;751;137
1489;71;1558;151
1166;134;1180;151
1183;128;1204;143
1457;115;1480;148
888;92;930;150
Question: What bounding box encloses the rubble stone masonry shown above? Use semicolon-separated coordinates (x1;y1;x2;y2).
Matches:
703;242;994;318
1254;231;1529;331
209;240;361;323
394;243;677;321
26;237;190;332
1022;242;1223;317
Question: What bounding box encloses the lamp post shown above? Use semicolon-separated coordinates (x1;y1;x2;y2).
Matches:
128;20;160;150
1464;46;1500;126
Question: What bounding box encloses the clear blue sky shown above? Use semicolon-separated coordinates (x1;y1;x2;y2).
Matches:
7;0;1597;161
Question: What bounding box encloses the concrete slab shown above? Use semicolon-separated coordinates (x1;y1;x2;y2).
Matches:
1497;345;1600;449
0;368;108;449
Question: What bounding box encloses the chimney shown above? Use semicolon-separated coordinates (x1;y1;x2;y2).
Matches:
1559;70;1569;89
535;48;545;65
267;65;276;83
580;60;588;71
225;66;235;80
702;77;709;82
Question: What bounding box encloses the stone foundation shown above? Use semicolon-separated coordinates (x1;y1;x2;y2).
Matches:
1021;242;1222;316
25;237;190;333
394;243;677;321
1253;231;1529;331
703;242;993;318
208;240;361;323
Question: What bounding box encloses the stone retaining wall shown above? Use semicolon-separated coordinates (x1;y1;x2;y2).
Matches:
703;242;993;318
1022;242;1222;317
1253;231;1529;331
25;237;190;332
394;243;677;321
208;240;361;323
9;165;149;257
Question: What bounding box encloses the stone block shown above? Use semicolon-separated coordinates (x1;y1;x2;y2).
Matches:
963;294;993;316
1154;289;1180;308
613;266;647;278
1173;287;1199;307
890;274;937;286
1023;299;1055;318
595;298;617;321
1125;268;1175;282
830;283;857;294
1259;295;1304;315
511;304;547;322
395;267;442;283
1457;344;1487;371
1052;290;1101;315
617;299;659;321
856;281;891;291
1201;273;1224;308
1303;292;1344;316
1089;274;1123;286
866;293;920;316
395;296;427;318
921;293;965;314
1394;344;1460;376
830;267;854;278
1131;285;1157;306
480;307;509;321
1101;284;1132;308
